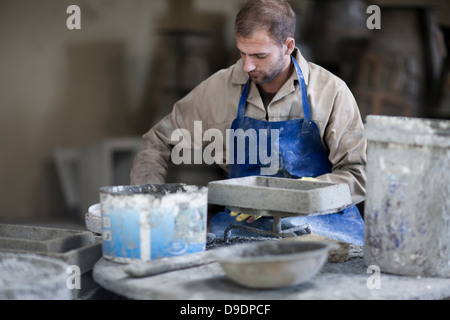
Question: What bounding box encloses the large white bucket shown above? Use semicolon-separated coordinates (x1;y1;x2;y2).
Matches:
363;115;450;277
100;184;207;263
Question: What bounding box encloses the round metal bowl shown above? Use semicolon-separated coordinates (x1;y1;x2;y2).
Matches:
211;240;334;289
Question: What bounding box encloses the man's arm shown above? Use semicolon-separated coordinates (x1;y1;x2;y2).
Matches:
316;84;367;205
130;87;203;185
130;117;173;185
130;66;238;185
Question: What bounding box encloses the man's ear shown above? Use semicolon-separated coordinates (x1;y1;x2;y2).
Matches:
285;37;295;55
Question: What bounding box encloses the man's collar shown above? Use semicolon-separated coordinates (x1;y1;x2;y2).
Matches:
231;47;310;86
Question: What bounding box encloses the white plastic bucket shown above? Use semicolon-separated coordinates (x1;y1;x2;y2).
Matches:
100;184;207;263
364;115;450;277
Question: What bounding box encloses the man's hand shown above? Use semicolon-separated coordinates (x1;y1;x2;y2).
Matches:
298;177;318;181
229;178;317;223
230;211;261;223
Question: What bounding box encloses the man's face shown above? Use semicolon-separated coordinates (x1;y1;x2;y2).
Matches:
236;30;288;85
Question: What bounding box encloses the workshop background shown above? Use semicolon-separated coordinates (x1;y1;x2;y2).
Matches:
0;0;449;226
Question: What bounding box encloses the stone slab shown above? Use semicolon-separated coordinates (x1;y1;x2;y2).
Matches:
93;252;450;300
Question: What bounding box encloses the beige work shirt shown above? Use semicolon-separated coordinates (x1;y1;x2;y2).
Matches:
130;48;367;204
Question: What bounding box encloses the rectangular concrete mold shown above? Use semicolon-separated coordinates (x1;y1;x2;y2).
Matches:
0;224;101;274
363;115;450;277
207;176;352;217
0;224;94;253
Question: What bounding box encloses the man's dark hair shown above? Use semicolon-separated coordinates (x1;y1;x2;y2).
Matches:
235;0;296;46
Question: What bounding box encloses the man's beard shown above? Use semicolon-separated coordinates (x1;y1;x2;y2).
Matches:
250;54;285;85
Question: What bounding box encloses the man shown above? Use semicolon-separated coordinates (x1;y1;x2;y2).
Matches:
130;0;367;245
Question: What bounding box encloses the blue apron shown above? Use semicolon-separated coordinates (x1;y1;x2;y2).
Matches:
209;56;365;245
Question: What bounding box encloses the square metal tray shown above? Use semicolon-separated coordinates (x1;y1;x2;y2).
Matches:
207;176;352;217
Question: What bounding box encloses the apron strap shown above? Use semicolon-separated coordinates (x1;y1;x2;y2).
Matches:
237;79;250;118
237;56;312;121
291;56;311;121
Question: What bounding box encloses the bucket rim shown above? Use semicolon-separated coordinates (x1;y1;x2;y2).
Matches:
99;183;206;195
365;115;450;147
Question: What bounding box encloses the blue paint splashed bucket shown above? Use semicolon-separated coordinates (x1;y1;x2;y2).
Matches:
100;184;207;263
364;115;450;277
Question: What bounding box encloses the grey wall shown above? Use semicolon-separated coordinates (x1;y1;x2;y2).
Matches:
0;0;243;222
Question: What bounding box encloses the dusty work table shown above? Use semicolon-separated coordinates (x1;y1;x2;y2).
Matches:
92;248;450;300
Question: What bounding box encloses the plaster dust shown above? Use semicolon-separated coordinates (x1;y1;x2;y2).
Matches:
100;184;207;211
206;233;362;263
283;233;363;263
206;235;278;249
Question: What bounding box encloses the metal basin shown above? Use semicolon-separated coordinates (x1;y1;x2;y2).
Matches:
211;240;334;289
